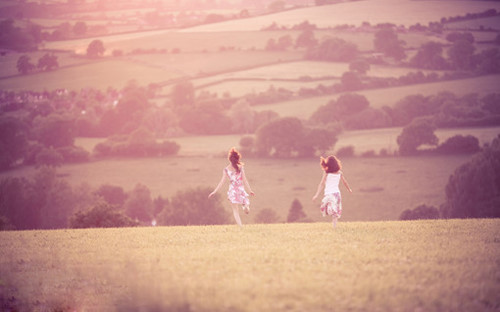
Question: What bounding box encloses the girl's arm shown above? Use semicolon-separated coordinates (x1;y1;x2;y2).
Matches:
208;169;227;198
312;171;327;201
241;167;255;196
341;173;353;193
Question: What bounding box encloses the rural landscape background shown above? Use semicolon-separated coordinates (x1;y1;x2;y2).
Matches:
0;0;499;311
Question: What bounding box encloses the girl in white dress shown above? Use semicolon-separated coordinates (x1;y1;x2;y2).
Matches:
312;155;352;228
208;148;255;227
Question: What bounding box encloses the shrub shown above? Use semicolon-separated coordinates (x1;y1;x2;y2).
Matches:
94;184;127;207
124;183;154;223
397;117;438;155
70;202;138;228
158;187;229;226
35;147;63;167
336;146;355;157
442;135;500;218
254;208;280;224
56;146;90;163
361;150;376;157
287;199;306;222
435;135;480;154
400;204;440;220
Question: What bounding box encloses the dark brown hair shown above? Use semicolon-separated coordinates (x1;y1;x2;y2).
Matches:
228;147;243;173
320;155;341;173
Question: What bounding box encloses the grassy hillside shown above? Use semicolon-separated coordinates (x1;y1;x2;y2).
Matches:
0;219;498;311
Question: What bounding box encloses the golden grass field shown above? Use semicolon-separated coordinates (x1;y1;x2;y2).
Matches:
0;219;498;311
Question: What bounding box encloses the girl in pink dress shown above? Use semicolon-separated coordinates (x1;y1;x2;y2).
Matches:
208;148;255;227
312;155;352;228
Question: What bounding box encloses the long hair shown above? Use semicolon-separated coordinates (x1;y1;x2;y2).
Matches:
320;155;341;173
228;147;243;173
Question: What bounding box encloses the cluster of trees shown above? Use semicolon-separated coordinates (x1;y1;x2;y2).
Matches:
396;118;481;156
0;170;230;230
400;134;500;220
0;19;41;51
0;112;90;170
16;53;59;74
94;128;179;158
409;36;500;74
310;91;500;132
238;116;339;158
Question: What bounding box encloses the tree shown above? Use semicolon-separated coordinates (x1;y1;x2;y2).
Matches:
0;116;28;170
311;93;370;124
299;127;338;157
16;55;35;74
124;183;154;223
32;113;75;148
341;71;362;91
255;117;304;157
436;135;480;155
73;21;88;36
94;184;127;207
442;135;500;218
171;81;194;108
447;39;475;70
86;39;105;58
295;29;317;49
230;100;254;133
374;28;406;61
35;147;63;168
349;59;370;75
287;199;306;222
397;117;438;155
37;53;59;71
306;38;358;62
30;166;76;229
445;32;474;44
254;208;280;224
399;204;439;220
70;202;138;228
410;41;448;69
158;187;229;226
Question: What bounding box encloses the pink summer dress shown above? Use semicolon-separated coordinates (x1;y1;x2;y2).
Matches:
320;172;342;218
225;167;250;206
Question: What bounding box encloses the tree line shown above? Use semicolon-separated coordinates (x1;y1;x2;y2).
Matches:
400;134;500;220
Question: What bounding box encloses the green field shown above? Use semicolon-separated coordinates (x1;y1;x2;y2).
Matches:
0;154;474;222
184;0;500;31
255;74;500;119
0;219;498;311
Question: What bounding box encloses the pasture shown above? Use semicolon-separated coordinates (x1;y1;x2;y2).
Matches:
0;219;498;311
254;74;500;119
0;153;474;222
183;0;500;31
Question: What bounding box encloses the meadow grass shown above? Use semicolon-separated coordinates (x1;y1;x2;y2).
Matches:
0;219;498;311
0;59;182;92
0;154;474;222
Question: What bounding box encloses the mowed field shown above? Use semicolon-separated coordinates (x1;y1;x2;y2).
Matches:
0;219;498;311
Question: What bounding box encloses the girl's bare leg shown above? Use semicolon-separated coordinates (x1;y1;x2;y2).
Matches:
332;217;338;229
232;204;243;227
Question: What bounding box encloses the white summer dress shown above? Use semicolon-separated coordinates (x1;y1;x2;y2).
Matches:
225;167;250;206
320;172;342;218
